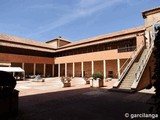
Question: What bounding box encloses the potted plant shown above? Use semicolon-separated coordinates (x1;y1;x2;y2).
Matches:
61;77;72;87
90;72;104;87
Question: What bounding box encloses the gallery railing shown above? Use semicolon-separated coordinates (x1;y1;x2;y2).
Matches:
118;46;136;53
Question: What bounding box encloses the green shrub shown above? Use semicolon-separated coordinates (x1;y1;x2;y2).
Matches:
92;72;103;80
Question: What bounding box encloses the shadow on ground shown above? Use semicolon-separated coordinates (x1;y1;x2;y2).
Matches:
7;87;159;120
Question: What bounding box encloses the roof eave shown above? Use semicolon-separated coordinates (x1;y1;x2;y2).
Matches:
57;26;145;50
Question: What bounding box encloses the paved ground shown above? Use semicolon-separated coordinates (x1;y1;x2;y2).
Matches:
7;78;159;120
15;77;117;96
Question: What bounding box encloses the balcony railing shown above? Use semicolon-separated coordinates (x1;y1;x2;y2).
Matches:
118;46;136;53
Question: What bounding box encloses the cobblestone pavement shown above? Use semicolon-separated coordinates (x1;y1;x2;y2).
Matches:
7;78;157;120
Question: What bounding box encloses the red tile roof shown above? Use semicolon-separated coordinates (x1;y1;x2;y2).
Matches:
0;26;145;53
0;34;56;52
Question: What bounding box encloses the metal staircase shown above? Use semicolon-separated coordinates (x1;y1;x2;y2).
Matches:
113;32;154;92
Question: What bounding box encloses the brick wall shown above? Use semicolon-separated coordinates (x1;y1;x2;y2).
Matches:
0;53;54;64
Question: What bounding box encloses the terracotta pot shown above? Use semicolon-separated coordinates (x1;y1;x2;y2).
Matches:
63;82;71;87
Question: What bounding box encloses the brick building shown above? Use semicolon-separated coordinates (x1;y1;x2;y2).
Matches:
0;7;160;91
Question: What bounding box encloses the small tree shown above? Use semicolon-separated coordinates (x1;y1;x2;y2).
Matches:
153;25;160;97
92;72;103;80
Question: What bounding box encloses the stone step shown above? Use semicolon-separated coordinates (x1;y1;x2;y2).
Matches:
119;86;132;89
120;85;132;88
125;76;134;79
119;62;139;89
121;82;132;84
120;79;134;84
116;49;149;91
121;82;132;85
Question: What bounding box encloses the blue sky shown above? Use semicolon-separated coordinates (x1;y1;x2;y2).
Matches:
0;0;160;42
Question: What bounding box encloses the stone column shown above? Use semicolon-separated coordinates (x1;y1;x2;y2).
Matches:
44;64;46;77
91;61;94;75
52;64;54;77
65;63;67;77
33;63;36;75
103;60;106;80
22;63;25;79
22;63;25;70
73;62;75;77
81;62;84;77
117;59;120;79
58;64;60;77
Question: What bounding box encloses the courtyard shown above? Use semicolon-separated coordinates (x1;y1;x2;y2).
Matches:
6;78;157;120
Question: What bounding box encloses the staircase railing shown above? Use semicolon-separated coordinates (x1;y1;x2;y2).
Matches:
113;40;144;88
131;37;154;89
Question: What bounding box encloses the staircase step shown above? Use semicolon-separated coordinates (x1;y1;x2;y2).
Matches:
119;86;131;89
120;83;133;86
119;86;132;88
115;48;151;91
120;84;132;86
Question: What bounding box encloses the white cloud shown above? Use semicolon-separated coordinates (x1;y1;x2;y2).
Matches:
28;0;125;37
